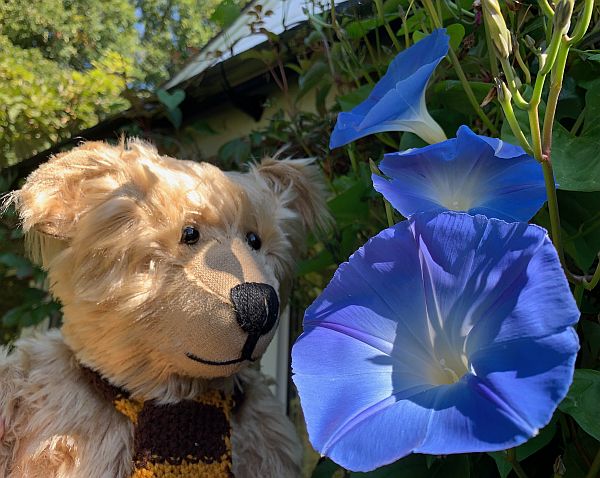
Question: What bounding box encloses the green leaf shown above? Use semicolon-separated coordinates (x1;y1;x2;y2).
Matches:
217;138;251;167
156;89;185;111
337;85;373;112
311;458;340;478
210;0;241;28
488;451;512;478
559;369;600;440
2;307;26;327
298;61;330;100
551;126;600;191
328;182;370;226
399;132;428;150
0;252;33;279
316;84;332;117
446;23;465;51
413;30;426;43
298;248;335;276
186;120;218;136
556;190;600;271
165;108;183;130
430;80;491;113
345;13;399;40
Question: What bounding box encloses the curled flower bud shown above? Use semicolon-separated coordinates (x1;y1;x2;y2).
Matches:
495;78;509;103
553;0;574;33
481;0;512;59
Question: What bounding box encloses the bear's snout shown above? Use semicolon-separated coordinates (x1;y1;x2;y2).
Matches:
230;283;279;336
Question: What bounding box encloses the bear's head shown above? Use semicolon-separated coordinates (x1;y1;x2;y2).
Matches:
11;140;328;398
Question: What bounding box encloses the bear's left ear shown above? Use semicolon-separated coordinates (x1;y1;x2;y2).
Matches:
252;157;331;235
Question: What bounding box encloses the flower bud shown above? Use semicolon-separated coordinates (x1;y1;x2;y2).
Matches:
553;0;574;33
524;35;536;50
495;78;511;103
481;0;512;59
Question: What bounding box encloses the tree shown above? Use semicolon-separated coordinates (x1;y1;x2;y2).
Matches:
0;0;234;166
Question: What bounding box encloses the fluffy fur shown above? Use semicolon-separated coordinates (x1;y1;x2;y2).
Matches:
0;139;328;477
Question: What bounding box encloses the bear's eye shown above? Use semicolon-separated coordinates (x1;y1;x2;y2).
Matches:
181;226;200;245
246;231;262;251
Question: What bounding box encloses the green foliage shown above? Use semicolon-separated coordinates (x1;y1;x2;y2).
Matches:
560;369;600;441
0;0;138;70
0;35;132;165
0;196;59;344
134;0;228;86
0;0;242;166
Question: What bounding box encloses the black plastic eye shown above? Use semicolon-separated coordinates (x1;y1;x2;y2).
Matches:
181;226;200;245
246;231;262;251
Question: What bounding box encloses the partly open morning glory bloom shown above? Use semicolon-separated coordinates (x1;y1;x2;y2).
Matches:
372;126;547;222
329;29;449;148
292;212;579;472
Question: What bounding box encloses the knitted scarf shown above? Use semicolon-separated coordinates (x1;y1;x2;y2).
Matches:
82;366;242;478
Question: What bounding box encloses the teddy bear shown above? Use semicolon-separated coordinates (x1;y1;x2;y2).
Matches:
0;139;328;478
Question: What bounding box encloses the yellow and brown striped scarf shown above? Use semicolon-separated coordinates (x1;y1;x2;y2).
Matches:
82;366;243;478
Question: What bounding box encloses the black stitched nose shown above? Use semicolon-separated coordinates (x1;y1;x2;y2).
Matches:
230;283;279;336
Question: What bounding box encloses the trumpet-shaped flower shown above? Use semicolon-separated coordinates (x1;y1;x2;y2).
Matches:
292;212;579;472
372;126;546;222
329;29;449;148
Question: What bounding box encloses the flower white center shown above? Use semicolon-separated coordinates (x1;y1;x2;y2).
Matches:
426;346;471;386
431;166;486;213
441;195;474;212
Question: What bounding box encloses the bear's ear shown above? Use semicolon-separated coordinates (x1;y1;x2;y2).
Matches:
252;157;331;235
8;142;125;240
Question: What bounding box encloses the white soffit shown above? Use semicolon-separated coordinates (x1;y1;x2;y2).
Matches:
165;0;349;89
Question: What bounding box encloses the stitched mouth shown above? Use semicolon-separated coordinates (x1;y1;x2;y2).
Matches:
186;331;264;366
185;352;256;366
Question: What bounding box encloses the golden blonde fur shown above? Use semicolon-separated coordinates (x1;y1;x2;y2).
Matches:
0;139;329;477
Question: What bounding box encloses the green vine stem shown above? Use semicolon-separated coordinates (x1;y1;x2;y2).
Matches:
542;41;569;159
514;39;532;85
499;56;529;109
374;0;401;52
421;0;498;134
567;0;595;44
538;0;555;18
536;0;598;288
507;448;530;478
497;81;533;153
346;144;359;177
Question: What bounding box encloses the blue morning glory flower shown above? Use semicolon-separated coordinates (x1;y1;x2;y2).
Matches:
372;126;547;222
292;212;579;472
329;28;449;149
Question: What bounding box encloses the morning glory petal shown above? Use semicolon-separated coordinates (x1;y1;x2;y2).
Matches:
292;212;579;472
478;135;527;159
373;126;547;221
329;29;449;148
